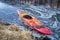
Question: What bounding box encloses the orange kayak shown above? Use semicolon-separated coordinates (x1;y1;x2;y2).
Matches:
18;10;53;35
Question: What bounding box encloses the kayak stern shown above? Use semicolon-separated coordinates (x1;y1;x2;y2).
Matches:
34;27;52;35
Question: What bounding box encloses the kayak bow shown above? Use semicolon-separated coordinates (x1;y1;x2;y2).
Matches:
18;10;53;35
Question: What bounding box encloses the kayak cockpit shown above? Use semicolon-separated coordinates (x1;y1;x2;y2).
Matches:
23;15;32;19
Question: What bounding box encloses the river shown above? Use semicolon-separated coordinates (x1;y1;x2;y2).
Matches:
0;2;60;40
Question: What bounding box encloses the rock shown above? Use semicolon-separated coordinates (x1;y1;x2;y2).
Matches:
42;36;51;40
2;22;11;26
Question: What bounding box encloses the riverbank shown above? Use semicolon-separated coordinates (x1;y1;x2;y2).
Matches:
0;19;33;40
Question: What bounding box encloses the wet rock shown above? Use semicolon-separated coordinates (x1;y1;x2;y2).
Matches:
42;36;51;40
32;36;51;40
2;22;11;26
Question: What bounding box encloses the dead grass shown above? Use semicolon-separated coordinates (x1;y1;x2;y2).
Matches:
0;19;33;40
